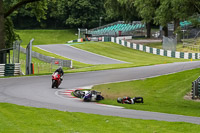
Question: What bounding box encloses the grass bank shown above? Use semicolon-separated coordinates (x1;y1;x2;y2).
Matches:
93;68;200;117
72;42;189;65
1;103;200;132
15;30;196;74
20;41;194;74
16;29;77;47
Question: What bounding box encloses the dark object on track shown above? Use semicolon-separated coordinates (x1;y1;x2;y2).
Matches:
73;89;104;102
73;90;86;98
117;96;143;104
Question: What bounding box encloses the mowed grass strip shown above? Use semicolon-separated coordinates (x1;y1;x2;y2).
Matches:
72;42;189;66
25;41;191;73
0;103;200;132
16;29;77;47
93;68;200;117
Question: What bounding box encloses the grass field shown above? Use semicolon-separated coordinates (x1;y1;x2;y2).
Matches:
3;30;200;132
16;29;77;47
1;103;200;132
15;30;196;74
93;68;200;117
19;41;193;74
20;41;194;74
72;42;189;66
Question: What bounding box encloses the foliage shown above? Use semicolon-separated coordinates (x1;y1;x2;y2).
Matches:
134;0;159;23
189;14;200;28
4;17;20;48
0;0;48;49
66;0;106;28
104;0;138;22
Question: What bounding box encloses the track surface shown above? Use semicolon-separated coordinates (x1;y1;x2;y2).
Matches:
36;44;126;64
1;61;200;124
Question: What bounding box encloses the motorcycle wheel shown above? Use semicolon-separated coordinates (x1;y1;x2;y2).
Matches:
56;81;59;88
52;80;55;88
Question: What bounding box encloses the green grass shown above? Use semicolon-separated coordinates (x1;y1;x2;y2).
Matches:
19;52;55;74
72;42;189;66
93;68;200;117
16;29;77;47
1;103;200;132
19;41;196;74
15;30;198;74
15;30;194;73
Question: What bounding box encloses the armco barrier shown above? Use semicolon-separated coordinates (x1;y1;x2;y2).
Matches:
111;37;200;59
20;47;72;68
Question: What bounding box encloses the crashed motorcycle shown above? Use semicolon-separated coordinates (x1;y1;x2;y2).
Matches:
83;90;104;102
52;72;61;88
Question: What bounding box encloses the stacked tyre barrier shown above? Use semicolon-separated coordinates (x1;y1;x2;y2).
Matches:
191;77;200;99
0;64;5;76
0;64;21;76
111;37;200;59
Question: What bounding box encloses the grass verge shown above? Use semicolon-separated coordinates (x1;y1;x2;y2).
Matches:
19;41;196;74
16;29;77;47
93;68;200;117
0;103;200;132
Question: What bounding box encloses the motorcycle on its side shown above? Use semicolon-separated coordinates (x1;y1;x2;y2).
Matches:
52;72;61;88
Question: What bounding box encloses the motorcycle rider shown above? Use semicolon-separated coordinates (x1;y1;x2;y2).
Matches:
54;66;64;81
117;96;143;104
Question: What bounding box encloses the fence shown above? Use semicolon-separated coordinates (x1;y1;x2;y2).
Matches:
20;47;72;68
111;37;200;59
191;77;200;99
163;36;177;51
0;64;21;76
20;60;68;74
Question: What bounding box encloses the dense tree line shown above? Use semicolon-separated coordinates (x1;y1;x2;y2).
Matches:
0;0;200;56
105;0;200;38
12;0;106;29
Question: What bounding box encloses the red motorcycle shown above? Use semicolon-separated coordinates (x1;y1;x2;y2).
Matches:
52;72;61;88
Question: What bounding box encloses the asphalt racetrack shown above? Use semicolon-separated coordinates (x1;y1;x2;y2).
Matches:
36;44;126;64
1;61;200;124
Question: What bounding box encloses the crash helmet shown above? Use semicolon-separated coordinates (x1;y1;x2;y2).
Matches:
117;97;122;103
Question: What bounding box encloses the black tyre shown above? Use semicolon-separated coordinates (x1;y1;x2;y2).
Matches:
52;80;55;88
55;81;59;88
73;90;82;98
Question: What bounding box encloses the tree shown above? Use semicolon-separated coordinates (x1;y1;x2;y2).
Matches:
154;0;200;37
134;0;160;38
105;0;138;22
105;0;156;38
66;0;106;28
0;0;47;63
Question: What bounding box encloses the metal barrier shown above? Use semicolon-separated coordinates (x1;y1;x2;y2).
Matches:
111;37;200;59
191;77;200;99
20;47;72;68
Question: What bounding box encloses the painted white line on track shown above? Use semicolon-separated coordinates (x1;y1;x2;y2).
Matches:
96;103;124;109
34;46;73;60
67;45;127;63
